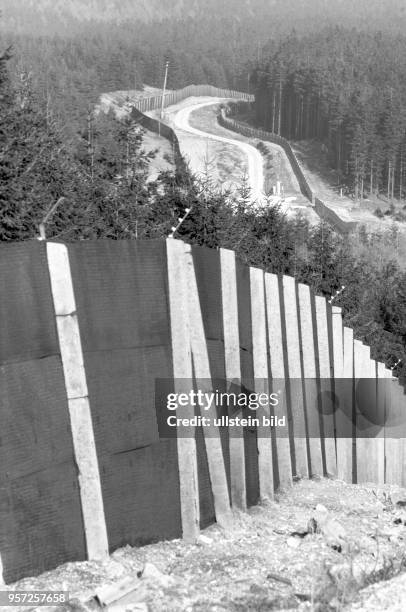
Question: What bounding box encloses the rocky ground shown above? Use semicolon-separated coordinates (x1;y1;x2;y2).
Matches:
5;479;406;612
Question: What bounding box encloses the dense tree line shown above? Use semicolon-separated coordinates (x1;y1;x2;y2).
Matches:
1;50;406;382
253;28;406;200
2;17;262;140
3;0;406;37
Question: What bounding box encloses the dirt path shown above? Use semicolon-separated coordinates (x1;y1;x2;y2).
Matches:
170;99;265;203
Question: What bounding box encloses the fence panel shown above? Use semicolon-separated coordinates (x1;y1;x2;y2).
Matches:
67;240;182;550
0;237;403;583
0;243;86;583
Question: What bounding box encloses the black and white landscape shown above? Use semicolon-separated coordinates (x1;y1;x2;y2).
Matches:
2;1;406;610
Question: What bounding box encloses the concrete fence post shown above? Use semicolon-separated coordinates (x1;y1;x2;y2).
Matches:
297;284;323;477
331;307;345;481
282;276;309;479
264;273;292;489
384;369;405;485
166;239;200;542
337;327;354;482
183;243;233;526
314;296;336;477
250;267;274;501
220;248;246;510
46;242;109;560
376;362;387;485
354;342;382;483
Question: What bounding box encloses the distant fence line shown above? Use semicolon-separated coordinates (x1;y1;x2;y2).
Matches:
133;84;253;114
130;106;187;175
0;238;404;584
219;105;358;235
130;85;252;177
132;86;357;234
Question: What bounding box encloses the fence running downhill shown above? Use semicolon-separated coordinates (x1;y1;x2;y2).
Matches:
218;106;358;235
129;85;253;178
0;238;404;584
130;85;357;235
133;84;253;114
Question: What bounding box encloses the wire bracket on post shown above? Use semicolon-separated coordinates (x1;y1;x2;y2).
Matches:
328;285;346;305
37;197;67;241
168;207;192;238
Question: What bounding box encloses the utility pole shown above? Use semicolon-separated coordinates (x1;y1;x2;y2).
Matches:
160;61;169;119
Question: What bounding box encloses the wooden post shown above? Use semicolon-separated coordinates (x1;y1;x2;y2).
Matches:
183;244;232;525
220;248;246;510
250;267;274;501
264;273;292;488
46;242;109;560
166;238;200;542
283;276;309;479
314;296;336;477
297;284;323;477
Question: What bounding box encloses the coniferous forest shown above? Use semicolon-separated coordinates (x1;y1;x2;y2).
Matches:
2;1;406;380
253;28;406;199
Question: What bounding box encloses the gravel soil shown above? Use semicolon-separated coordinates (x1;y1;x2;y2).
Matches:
5;479;406;612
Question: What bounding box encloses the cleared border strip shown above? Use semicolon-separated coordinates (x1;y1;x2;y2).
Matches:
46;242;109;560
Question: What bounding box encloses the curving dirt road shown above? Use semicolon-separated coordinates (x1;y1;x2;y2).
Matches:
170;99;265;204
